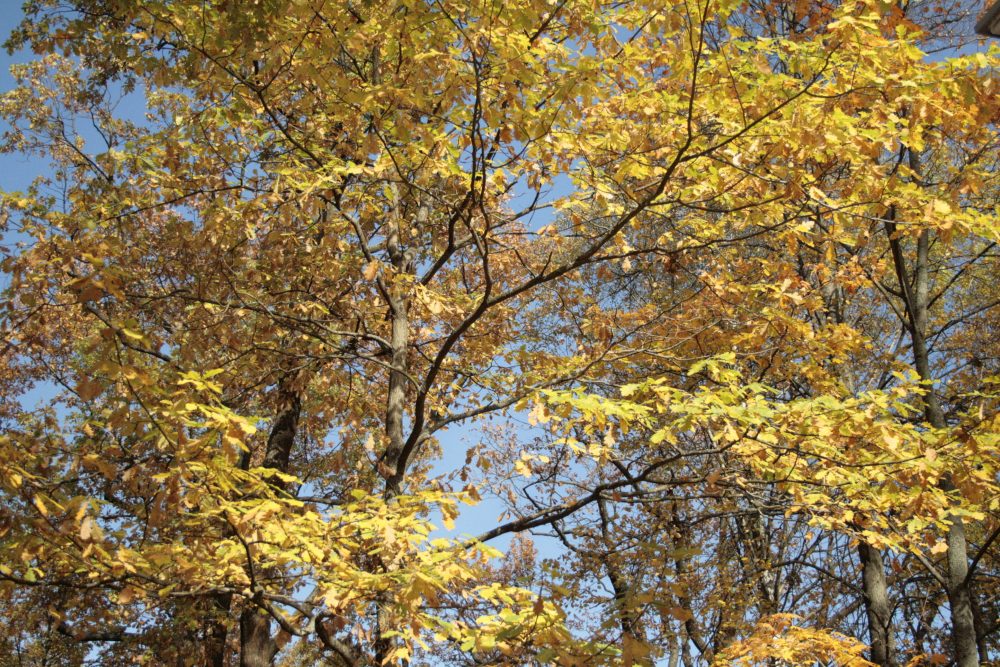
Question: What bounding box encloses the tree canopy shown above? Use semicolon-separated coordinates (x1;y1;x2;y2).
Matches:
0;0;998;666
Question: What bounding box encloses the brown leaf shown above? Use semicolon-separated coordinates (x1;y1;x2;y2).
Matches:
78;284;103;303
76;378;103;402
668;606;693;621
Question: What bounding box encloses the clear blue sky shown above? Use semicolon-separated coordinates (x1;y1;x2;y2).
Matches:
1;5;45;193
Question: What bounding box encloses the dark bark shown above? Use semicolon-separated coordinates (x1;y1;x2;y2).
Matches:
671;509;712;664
234;375;302;667
969;583;991;662
261;380;302;478
204;593;233;667
597;497;651;666
240;607;277;667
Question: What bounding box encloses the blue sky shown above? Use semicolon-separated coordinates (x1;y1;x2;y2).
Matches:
1;6;43;193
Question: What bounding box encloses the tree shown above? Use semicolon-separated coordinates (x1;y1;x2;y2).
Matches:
0;0;997;665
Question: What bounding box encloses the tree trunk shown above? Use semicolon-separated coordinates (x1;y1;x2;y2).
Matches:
598;498;651;666
670;508;712;664
970;583;991;662
382;283;409;500
943;502;979;667
858;541;897;667
261;379;302;477
884;218;979;667
235;375;302;667
375;185;415;666
204;593;233;667
240;608;277;667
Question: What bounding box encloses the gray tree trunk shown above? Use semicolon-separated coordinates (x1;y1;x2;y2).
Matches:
858;541;897;667
884;218;979;667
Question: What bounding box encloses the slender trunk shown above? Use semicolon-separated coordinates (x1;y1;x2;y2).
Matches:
813;215;899;665
858;541;897;667
712;519;739;654
598;498;650;666
970;584;990;661
748;514;778;617
943;505;978;667
382;184;413;499
666;635;680;667
670;508;712;664
382;286;408;499
261;380;302;476
884;217;978;667
912;231;977;667
376;185;414;665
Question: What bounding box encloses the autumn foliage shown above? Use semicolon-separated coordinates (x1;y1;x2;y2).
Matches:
0;0;997;665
